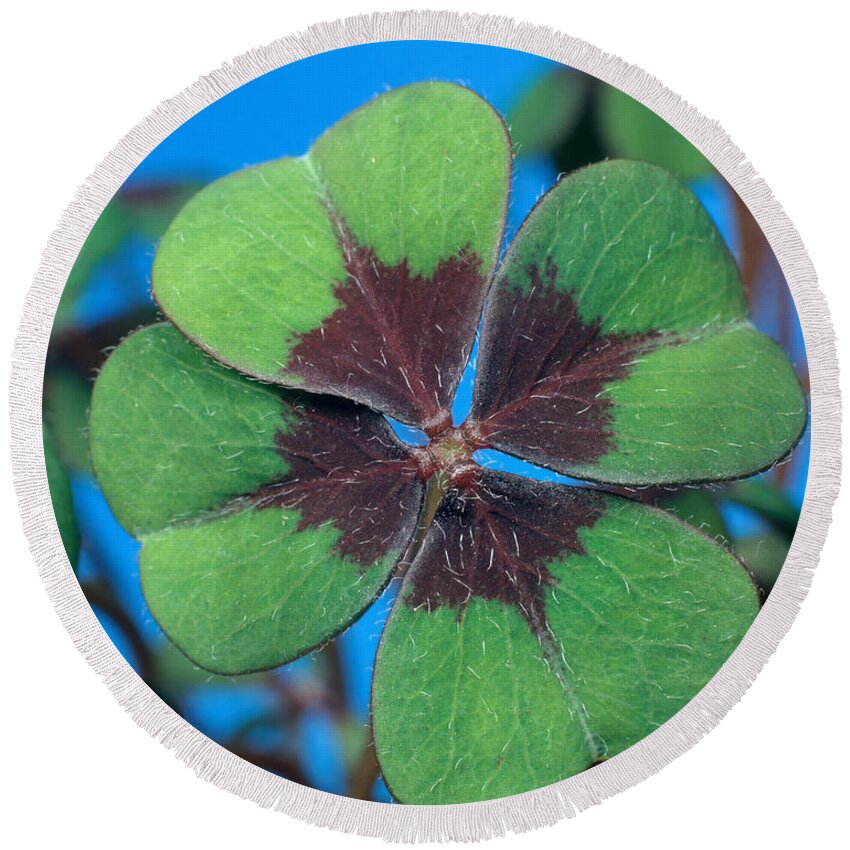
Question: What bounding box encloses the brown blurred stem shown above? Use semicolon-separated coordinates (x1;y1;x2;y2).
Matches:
734;191;805;488
264;669;347;718
349;731;381;800
229;746;310;787
733;191;767;298
322;641;347;707
81;579;155;683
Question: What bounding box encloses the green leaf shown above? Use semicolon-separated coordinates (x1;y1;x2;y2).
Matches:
44;428;79;566
596;86;713;181
152;639;265;691
140;508;407;674
571;326;808;485
309;83;508;279
507;68;588;157
470;160;806;485
373;472;759;803
90;324;289;536
153;82;511;426
90;324;425;673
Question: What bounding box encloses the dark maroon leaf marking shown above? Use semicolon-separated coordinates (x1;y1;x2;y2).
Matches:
251;395;425;567
404;470;606;625
287;226;487;433
467;256;660;470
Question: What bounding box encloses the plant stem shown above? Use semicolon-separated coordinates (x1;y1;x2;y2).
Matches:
229;745;310;787
733;191;766;297
400;470;448;574
349;730;380;800
81;579;155;683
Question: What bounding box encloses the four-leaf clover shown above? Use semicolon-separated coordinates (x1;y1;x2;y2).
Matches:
89;82;806;803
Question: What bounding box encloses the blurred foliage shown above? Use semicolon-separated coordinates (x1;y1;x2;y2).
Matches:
54;199;135;329
508;67;589;157
43;428;79;566
54;184;199;329
43;370;92;473
726;478;800;536
508;69;714;181
596;85;713;181
735;533;792;593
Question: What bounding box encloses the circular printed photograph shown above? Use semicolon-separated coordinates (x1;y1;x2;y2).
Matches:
43;40;808;805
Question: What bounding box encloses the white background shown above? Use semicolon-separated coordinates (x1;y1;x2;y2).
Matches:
2;1;847;847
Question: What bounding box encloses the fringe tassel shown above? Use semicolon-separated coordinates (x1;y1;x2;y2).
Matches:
8;10;841;842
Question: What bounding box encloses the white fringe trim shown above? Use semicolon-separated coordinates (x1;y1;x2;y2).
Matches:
8;9;841;842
